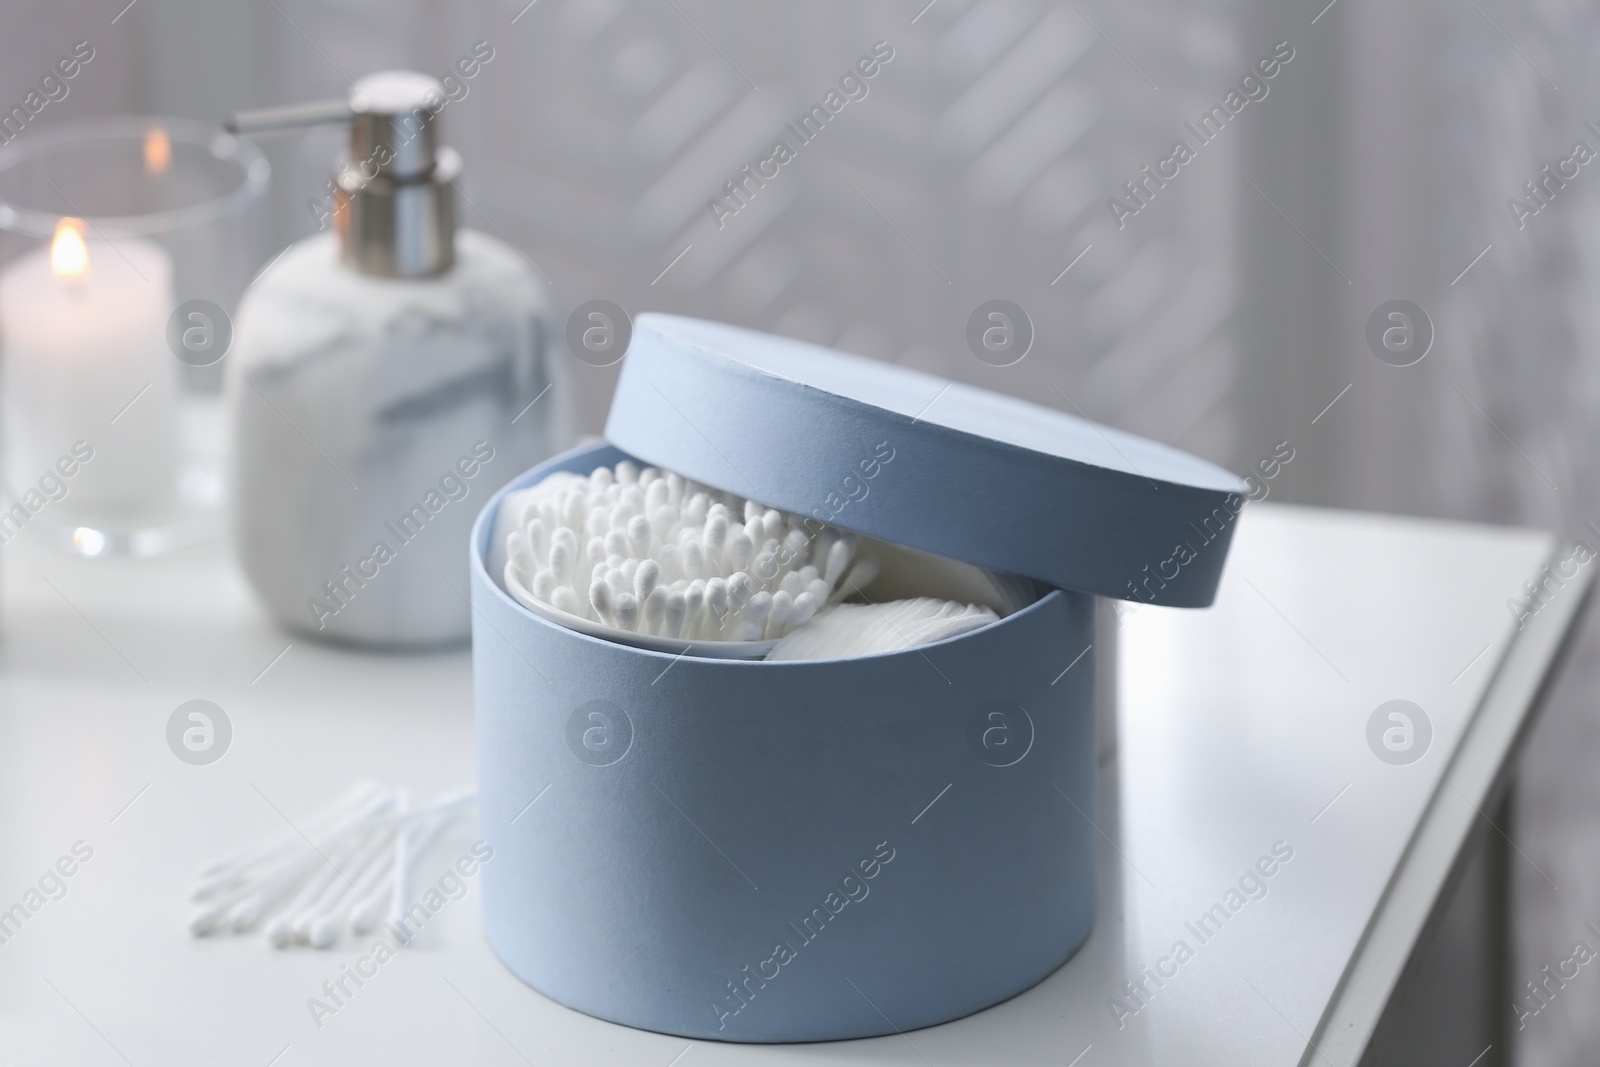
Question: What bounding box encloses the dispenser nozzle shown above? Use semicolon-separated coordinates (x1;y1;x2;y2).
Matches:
225;99;353;135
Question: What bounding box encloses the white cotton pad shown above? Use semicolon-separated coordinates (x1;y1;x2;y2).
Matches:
764;597;1000;662
857;537;1040;616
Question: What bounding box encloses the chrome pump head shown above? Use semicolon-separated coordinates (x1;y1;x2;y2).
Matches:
228;71;461;277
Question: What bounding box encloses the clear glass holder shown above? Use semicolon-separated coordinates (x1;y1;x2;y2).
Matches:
0;115;268;557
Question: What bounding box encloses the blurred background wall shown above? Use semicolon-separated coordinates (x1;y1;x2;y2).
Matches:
3;0;1596;1061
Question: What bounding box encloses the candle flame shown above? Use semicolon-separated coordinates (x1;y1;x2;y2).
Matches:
144;126;171;176
51;218;89;281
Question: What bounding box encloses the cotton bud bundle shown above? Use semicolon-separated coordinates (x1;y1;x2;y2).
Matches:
503;460;877;645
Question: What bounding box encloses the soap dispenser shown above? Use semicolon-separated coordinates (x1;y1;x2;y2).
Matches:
226;71;569;647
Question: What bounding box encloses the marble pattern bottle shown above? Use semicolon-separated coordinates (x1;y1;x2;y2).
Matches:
226;72;568;646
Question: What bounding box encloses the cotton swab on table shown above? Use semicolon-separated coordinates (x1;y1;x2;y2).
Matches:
225;859;309;934
219;794;392;934
387;813;457;946
385;789;413;941
265;836;360;947
295;824;396;947
188;783;476;950
347;859;396;936
212;789;397;931
192;780;381;899
307;828;395;948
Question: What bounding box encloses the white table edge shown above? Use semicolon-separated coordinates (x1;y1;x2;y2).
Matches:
1306;541;1592;1066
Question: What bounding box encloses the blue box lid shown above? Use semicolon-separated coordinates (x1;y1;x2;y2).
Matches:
604;314;1247;607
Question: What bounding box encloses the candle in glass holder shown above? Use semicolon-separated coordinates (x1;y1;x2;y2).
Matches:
0;218;179;514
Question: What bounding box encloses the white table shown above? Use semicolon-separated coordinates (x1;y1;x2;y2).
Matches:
0;502;1584;1066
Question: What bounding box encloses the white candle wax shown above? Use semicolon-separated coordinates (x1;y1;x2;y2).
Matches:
0;229;180;515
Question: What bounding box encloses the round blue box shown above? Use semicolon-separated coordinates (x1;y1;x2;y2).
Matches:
471;315;1244;1042
473;443;1097;1042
